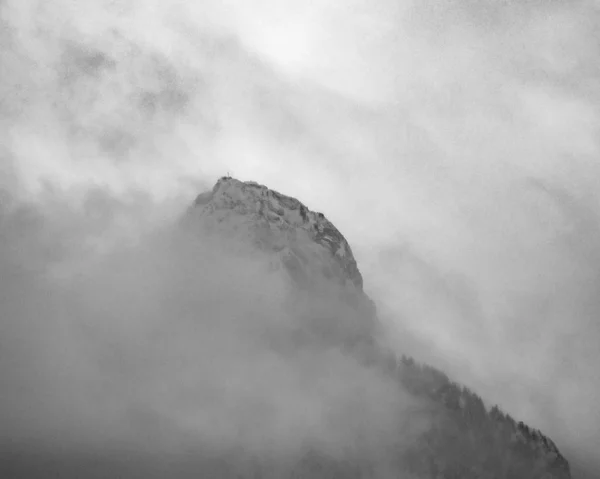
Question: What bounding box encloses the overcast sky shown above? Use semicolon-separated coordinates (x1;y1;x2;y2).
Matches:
1;0;600;477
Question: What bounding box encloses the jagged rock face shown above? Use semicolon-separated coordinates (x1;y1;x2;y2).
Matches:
186;177;374;316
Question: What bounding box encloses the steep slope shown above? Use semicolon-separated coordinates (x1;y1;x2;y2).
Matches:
392;356;572;479
186;177;368;296
183;176;378;347
191;177;364;290
183;176;571;479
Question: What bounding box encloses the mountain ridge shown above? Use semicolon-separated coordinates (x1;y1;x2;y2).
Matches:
184;176;571;479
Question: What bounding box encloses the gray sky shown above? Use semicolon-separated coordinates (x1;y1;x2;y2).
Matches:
1;0;600;476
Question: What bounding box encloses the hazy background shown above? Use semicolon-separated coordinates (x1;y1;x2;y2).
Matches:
1;0;600;477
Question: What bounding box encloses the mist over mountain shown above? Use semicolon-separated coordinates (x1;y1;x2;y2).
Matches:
1;177;573;478
2;0;600;475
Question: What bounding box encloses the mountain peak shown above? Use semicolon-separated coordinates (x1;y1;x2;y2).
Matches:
191;176;365;292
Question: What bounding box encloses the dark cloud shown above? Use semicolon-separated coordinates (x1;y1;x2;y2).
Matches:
55;33;200;160
61;39;117;78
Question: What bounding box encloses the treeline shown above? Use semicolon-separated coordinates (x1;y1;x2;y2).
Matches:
357;349;571;479
294;314;573;478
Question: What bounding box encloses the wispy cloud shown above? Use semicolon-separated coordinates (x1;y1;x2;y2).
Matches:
2;0;600;475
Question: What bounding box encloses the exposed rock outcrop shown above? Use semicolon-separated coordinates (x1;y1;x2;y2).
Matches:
185;176;376;319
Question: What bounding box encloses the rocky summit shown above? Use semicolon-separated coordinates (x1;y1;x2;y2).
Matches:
185;176;376;319
182;176;571;479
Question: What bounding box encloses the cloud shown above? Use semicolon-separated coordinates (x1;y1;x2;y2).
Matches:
2;0;600;475
0;193;425;477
